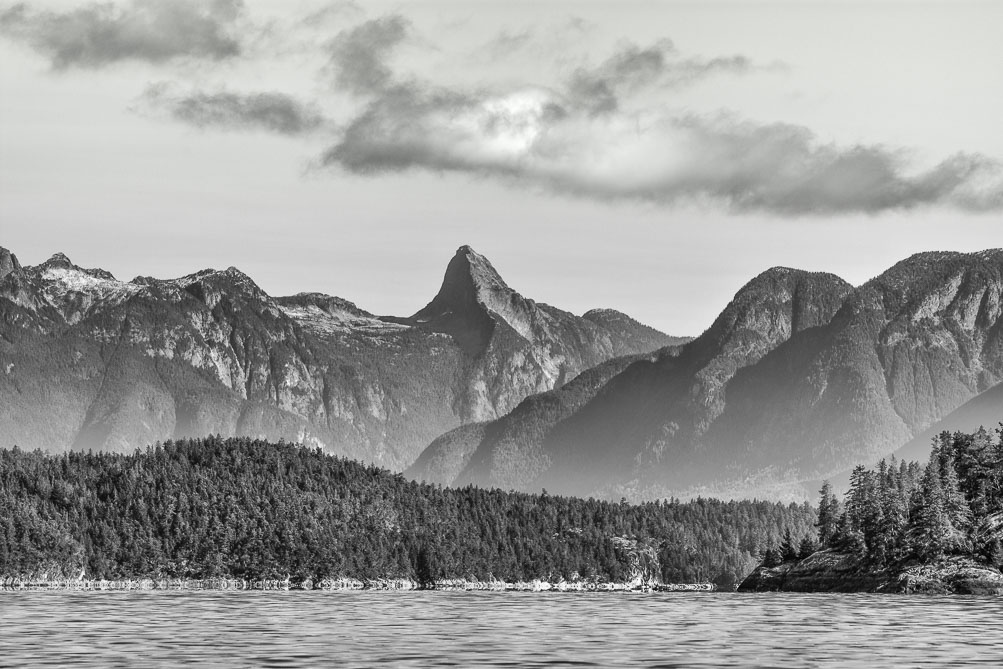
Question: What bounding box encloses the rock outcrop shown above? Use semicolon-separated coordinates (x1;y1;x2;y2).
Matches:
738;550;1003;595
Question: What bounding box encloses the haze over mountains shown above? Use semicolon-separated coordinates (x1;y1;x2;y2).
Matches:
411;249;1003;500
0;244;682;469
2;243;1000;501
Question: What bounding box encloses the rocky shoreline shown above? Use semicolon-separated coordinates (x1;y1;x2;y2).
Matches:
738;549;1003;595
1;576;716;593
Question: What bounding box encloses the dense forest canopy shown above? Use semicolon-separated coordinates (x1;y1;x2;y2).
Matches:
770;425;1003;571
0;437;815;586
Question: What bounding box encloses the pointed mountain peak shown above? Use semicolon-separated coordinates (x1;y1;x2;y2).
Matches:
407;245;521;355
414;246;516;320
447;245;511;294
0;246;21;280
41;252;74;269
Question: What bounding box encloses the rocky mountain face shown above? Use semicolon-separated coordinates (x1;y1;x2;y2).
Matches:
411;249;1003;500
0;245;679;469
391;246;689;423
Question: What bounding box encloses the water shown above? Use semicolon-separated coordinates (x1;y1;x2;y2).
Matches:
2;591;1001;667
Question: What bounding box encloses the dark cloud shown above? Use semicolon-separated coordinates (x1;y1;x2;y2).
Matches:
141;84;329;135
568;40;754;115
327;15;409;95
0;0;245;68
321;81;1003;215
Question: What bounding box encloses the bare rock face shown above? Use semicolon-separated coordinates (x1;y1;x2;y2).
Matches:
0;244;676;470
0;247;20;280
399;246;682;423
712;249;1003;480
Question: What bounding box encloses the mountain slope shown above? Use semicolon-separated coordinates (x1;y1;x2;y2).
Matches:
531;267;854;496
0;245;678;468
890;382;1003;463
412;249;1003;501
393;245;686;423
557;250;1003;497
708;250;1003;480
406;351;668;489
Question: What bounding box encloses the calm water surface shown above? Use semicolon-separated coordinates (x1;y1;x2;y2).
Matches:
2;591;1001;667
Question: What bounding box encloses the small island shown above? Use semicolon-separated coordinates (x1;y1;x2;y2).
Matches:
740;425;1003;594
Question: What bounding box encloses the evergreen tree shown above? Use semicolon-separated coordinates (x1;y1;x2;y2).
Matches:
780;529;799;563
798;535;817;560
816;481;839;547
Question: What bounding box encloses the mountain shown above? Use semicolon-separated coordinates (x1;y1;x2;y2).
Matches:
706;250;1003;483
411;249;1003;500
405;351;671;488
890;382;1003;463
0;244;680;468
389;245;689;422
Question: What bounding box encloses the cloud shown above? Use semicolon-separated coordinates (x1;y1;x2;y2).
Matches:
568;40;755;116
478;29;534;60
321;82;1003;215
139;84;329;135
0;0;245;68
327;14;409;95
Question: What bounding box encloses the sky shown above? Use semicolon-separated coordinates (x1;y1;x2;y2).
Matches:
1;0;1001;336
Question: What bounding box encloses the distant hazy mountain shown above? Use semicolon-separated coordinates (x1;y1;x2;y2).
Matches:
411;250;1003;500
0;245;682;468
405;351;673;488
890;382;1003;463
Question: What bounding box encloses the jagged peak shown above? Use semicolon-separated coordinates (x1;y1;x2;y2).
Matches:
411;246;516;319
406;245;525;355
173;265;257;286
0;246;21;280
36;252;118;282
40;252;74;269
449;245;511;294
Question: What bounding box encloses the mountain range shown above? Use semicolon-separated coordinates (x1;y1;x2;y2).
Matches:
410;249;1003;500
0;244;683;469
2;243;1000;501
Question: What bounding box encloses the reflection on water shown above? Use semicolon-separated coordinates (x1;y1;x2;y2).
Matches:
2;591;1001;667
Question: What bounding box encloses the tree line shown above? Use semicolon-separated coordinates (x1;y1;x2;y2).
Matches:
762;425;1003;569
0;436;816;586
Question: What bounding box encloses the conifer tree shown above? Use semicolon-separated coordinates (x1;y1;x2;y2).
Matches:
780;529;799;562
816;481;840;547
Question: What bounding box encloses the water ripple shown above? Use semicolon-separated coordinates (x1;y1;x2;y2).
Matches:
1;591;1002;667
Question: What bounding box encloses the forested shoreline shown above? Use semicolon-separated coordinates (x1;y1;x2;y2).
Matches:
742;425;1003;594
1;437;815;588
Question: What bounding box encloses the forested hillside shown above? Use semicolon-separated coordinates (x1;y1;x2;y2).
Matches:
0;437;813;587
741;424;1003;593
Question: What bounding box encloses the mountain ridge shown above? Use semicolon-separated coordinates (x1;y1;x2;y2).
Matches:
0;243;680;469
411;248;1003;501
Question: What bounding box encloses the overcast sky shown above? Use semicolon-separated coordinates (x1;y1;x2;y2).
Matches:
1;0;1000;335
